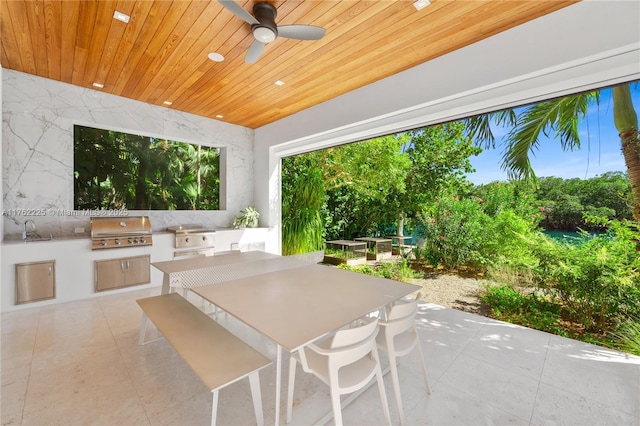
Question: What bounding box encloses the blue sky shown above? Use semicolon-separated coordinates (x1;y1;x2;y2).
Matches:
467;82;640;185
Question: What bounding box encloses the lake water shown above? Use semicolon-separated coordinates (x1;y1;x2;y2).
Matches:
542;230;603;244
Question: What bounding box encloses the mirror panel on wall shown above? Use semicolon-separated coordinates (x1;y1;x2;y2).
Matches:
74;125;221;210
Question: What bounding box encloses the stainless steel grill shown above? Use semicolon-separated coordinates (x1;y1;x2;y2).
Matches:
90;216;153;250
167;225;216;257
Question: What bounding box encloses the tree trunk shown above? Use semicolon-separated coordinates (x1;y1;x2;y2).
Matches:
397;213;406;236
620;129;640;223
612;85;640;223
134;136;151;210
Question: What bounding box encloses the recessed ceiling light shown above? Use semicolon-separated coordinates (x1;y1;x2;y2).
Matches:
207;52;225;62
216;114;224;119
113;10;130;23
92;82;104;88
163;101;172;106
413;0;430;11
274;80;285;86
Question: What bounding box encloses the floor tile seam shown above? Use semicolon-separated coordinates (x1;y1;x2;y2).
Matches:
426;337;467;384
536;378;638;418
545;333;640;361
441;350;543;388
127;368;209;421
19;308;43;426
120;322;212;420
147;390;213;425
458;331;553;385
527;332;553;425
423;379;532;424
543;349;640;380
417;312;491;359
437;351;541;421
98;297;155;426
400;384;434;423
459;348;547;382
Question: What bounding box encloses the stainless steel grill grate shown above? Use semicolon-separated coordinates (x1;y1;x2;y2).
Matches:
90;216;152;250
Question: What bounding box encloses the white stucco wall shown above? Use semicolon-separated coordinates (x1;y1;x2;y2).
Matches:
2;71;255;240
254;0;640;254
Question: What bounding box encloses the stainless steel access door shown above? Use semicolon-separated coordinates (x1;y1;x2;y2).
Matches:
16;260;56;304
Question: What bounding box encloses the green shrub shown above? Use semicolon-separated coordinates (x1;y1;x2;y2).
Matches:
417;191;541;272
529;219;640;332
282;161;324;255
418;195;490;270
481;285;567;336
613;319;640;356
338;259;420;283
324;247;364;260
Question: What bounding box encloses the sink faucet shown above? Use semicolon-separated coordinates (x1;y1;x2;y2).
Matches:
23;219;36;241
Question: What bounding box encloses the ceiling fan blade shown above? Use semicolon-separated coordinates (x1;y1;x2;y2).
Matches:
245;40;265;64
218;0;259;25
278;25;326;41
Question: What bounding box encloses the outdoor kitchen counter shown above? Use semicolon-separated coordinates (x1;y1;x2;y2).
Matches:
1;235;87;245
1;228;275;312
0;233;174;313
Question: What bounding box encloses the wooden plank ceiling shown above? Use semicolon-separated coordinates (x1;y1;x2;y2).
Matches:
1;0;577;129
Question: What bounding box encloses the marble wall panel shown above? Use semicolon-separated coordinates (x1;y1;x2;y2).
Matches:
2;70;255;240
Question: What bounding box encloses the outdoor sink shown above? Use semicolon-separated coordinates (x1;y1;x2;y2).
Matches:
24;234;53;242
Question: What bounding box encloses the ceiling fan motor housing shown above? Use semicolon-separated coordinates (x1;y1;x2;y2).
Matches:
252;3;278;42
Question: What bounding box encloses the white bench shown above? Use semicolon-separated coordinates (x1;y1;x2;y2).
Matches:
137;293;271;426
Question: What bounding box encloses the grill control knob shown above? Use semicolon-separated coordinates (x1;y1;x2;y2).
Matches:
185;237;190;243
114;239;121;245
100;239;107;246
128;238;133;244
141;238;146;244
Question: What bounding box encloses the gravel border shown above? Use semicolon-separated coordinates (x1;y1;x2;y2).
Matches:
410;272;491;316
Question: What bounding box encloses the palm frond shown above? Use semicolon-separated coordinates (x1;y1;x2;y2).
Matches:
501;92;596;180
465;109;517;149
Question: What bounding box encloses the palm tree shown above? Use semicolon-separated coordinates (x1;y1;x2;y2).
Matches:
467;82;640;223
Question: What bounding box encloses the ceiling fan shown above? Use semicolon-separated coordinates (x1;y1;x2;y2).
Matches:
219;0;326;64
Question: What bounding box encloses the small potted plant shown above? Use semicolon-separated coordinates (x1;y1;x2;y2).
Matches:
233;206;260;228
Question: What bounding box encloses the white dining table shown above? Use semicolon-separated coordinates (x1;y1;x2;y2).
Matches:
191;260;420;425
152;251;308;294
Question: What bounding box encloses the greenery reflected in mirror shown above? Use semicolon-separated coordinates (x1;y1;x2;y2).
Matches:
74;125;220;210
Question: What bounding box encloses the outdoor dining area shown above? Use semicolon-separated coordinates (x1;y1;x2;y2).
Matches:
323;236;407;266
148;251;423;425
2;251;639;425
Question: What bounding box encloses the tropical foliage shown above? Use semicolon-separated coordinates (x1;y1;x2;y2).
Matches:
338;258;420;283
480;217;640;354
281;128;480;253
281;157;324;255
74;125;220;210
281;81;640;355
536;172;632;230
466;82;640;223
232;206;260;228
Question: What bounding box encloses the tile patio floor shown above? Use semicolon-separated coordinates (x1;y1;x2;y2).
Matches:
2;286;639;425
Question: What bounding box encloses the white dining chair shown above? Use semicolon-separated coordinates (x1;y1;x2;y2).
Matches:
377;300;430;426
286;318;391;426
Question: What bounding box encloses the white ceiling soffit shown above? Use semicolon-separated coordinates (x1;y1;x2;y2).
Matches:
258;0;640;158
